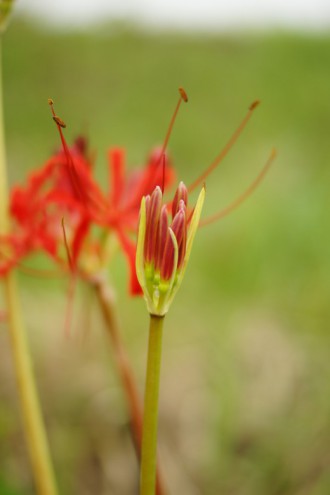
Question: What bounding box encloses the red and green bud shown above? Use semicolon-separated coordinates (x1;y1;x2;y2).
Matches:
136;182;205;316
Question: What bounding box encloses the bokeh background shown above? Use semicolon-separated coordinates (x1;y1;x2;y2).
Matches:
1;2;330;494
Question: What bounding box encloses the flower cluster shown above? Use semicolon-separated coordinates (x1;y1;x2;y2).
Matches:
1;91;274;309
0;134;175;294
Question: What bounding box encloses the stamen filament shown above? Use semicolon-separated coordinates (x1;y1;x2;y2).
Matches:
188;100;260;193
61;217;77;337
157;87;188;193
161;153;166;194
200;148;276;227
61;217;74;272
48;99;87;204
48;99;108;217
159;87;188;161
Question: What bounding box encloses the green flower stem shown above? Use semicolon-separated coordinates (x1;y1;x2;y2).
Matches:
4;276;58;495
140;314;165;495
93;277;167;495
0;40;8;227
0;38;58;495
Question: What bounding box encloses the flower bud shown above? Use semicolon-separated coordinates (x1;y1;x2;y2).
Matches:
136;183;205;316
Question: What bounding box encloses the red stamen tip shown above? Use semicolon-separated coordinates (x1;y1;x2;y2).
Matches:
158;87;188;163
179;87;188;102
249;100;260;111
48;98;66;128
53;115;67;128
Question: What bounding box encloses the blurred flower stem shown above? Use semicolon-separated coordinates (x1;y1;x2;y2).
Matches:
140;314;165;495
0;38;58;495
93;276;167;495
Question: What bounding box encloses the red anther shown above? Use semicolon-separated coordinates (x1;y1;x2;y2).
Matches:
53;115;66;128
249;100;260;111
157;87;189;172
48;98;109;222
179;87;188;102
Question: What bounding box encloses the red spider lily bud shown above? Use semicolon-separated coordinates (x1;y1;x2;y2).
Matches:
160;203;186;280
172;181;188;218
144;187;163;264
136;183;205;316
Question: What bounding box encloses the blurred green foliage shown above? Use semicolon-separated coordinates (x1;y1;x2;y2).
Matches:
1;17;330;495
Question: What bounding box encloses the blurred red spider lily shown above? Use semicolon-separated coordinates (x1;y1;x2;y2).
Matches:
0;137;92;277
0;128;175;295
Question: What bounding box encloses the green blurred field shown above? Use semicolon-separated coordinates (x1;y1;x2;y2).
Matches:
1;17;330;495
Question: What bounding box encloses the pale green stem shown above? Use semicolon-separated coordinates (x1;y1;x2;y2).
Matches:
0;39;8;228
0;38;58;495
93;277;167;495
140;314;165;495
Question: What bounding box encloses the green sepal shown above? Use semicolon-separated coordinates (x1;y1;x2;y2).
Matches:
136;197;155;313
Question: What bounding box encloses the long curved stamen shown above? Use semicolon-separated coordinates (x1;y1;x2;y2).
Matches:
61;217;75;272
48;99;89;203
159;87;188;162
128;88;188;208
48;99;108;217
200;148;277;227
61;217;77;337
188;100;260;193
158;87;188;191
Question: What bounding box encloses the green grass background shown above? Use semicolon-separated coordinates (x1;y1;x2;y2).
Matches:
1;16;330;495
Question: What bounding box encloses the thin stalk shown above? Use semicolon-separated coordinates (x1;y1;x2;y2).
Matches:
0;39;58;495
0;39;8;225
93;277;166;495
140;314;165;495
